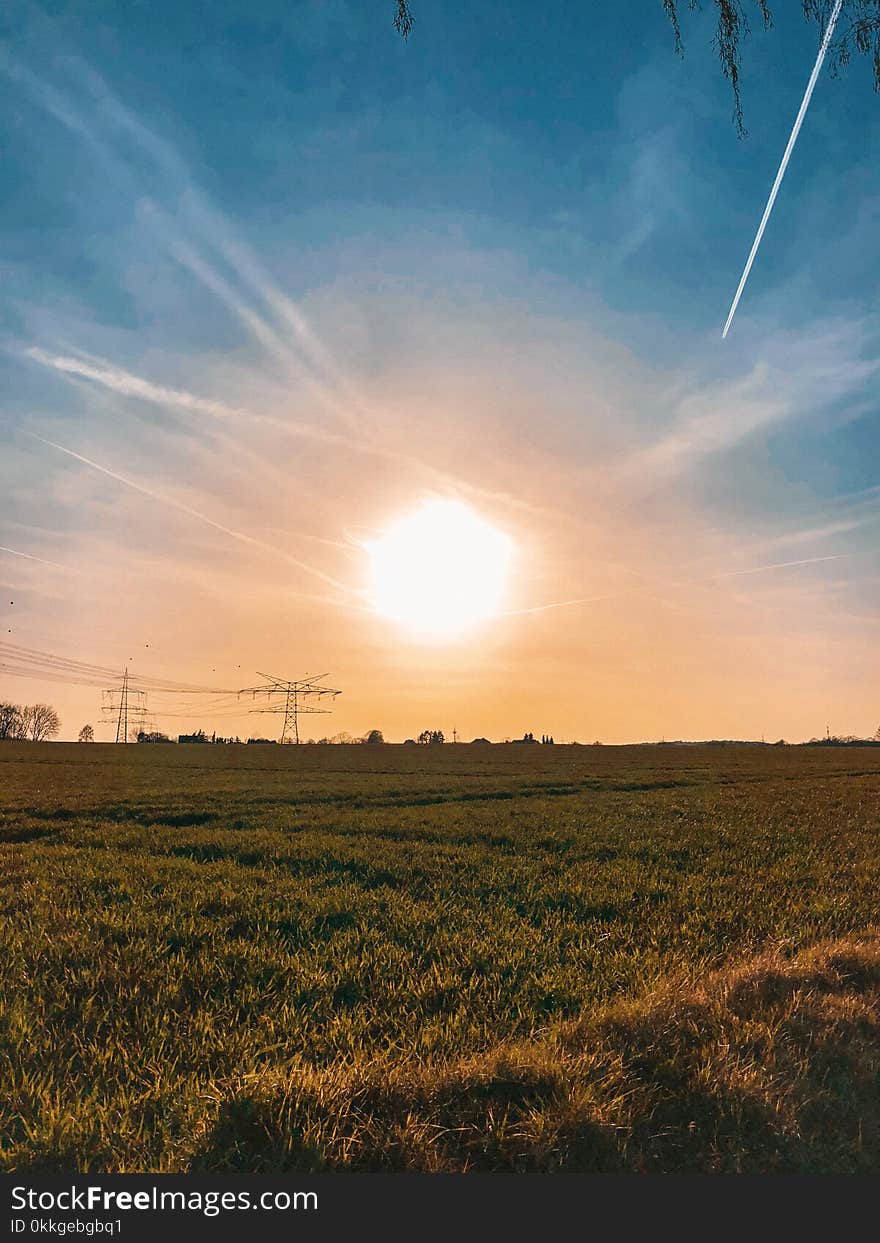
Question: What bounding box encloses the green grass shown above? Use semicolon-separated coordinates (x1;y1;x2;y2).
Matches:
1;741;879;1171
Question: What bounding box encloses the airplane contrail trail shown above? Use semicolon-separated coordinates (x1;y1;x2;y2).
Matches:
707;553;851;579
506;553;852;616
722;0;843;339
28;434;362;601
0;544;73;571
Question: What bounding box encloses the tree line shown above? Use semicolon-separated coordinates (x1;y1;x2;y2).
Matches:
0;701;61;742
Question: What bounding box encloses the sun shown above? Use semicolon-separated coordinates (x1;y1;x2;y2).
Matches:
365;499;515;641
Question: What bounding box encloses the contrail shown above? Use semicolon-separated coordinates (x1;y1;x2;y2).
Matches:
722;0;843;338
28;434;361;600
508;553;852;616
707;553;851;580
0;544;72;571
23;344;550;518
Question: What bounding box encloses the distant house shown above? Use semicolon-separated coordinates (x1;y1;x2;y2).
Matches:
470;737;492;745
402;738;417;746
178;730;211;744
511;732;539;744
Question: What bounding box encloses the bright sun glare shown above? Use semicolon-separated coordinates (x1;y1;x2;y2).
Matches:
366;499;515;642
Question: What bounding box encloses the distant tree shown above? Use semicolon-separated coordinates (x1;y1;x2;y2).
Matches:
21;703;61;743
331;731;354;744
363;729;386;744
417;729;445;744
78;724;95;743
0;702;24;741
392;2;880;136
874;725;880;742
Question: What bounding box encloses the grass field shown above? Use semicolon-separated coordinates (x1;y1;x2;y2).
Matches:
2;740;879;1172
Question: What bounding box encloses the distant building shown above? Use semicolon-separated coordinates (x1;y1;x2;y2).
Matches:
470;737;492;745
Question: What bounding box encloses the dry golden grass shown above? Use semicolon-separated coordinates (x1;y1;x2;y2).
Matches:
195;932;880;1172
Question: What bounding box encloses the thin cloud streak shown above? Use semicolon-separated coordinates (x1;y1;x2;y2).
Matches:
24;345;548;518
7;56;555;521
0;545;74;572
721;0;844;337
25;347;310;436
696;553;853;582
9;56;370;436
28;434;362;602
504;553;854;618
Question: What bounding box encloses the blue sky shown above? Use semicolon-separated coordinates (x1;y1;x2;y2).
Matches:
0;0;877;741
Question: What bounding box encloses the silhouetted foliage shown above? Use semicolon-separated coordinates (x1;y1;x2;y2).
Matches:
394;0;414;38
806;732;880;746
394;2;880;136
0;702;24;741
78;725;94;743
21;703;61;743
362;729;386;745
417;729;445;744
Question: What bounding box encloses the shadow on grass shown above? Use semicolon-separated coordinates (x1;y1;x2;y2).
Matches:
190;933;880;1173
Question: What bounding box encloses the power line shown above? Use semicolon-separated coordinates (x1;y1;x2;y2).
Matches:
0;641;236;693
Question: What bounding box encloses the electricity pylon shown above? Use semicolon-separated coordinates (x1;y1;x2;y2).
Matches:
102;668;147;742
239;672;342;744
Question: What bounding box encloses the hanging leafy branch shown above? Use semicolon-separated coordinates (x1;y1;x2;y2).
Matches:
391;2;880;136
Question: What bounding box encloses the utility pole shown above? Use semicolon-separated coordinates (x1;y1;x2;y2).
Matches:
240;672;342;744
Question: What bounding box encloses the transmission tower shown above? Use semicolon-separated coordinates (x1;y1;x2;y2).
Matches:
102;668;147;742
239;672;341;744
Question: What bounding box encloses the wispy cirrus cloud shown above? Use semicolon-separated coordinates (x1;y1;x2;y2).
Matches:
5;54;370;435
620;320;879;485
0;544;75;572
29;433;361;601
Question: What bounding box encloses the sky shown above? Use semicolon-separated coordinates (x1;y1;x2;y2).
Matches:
0;0;878;743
